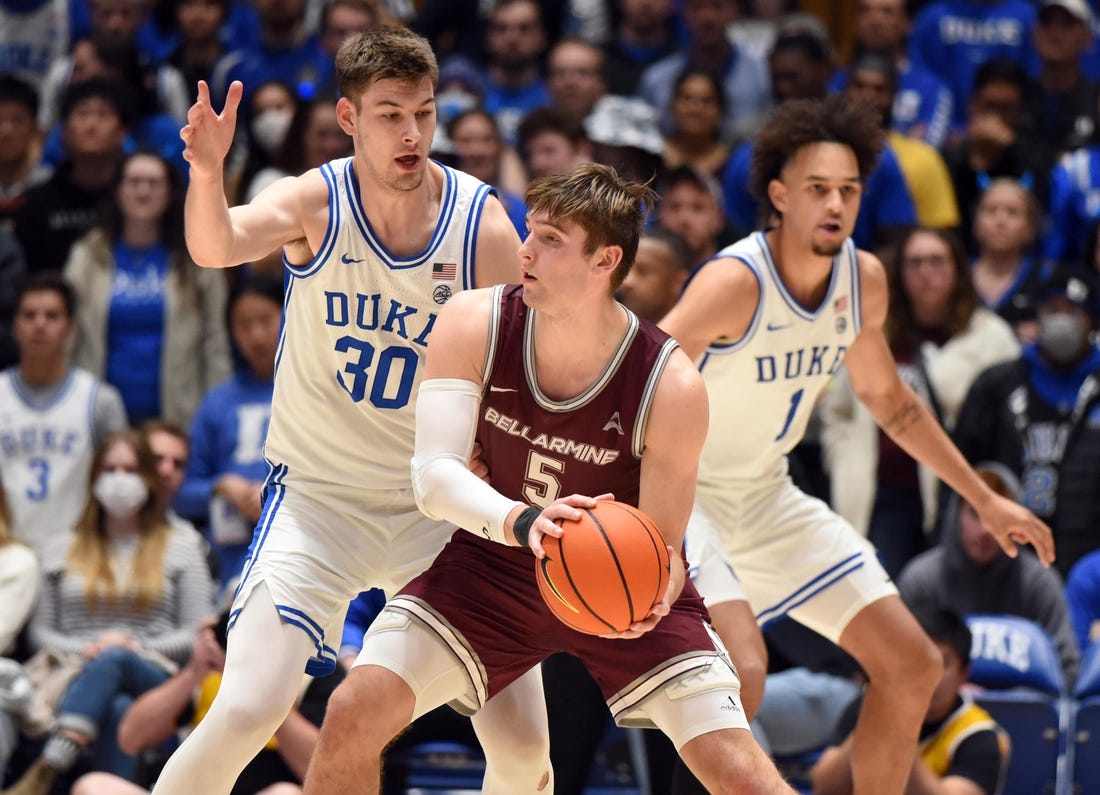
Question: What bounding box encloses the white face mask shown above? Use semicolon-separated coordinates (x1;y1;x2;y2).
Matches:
435;88;478;125
250;107;294;157
93;471;149;519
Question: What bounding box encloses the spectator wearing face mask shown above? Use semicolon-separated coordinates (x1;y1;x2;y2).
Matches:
6;430;214;795
954;267;1100;578
224;80;298;207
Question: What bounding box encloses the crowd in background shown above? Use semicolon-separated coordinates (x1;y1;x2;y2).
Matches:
4;0;1100;792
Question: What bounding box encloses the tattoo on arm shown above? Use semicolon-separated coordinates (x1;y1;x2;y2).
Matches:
883;400;922;437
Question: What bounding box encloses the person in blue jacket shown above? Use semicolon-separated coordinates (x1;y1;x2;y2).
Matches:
908;0;1036;133
176;274;281;590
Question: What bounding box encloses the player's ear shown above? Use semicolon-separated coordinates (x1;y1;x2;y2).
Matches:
336;97;358;136
767;179;788;215
595;245;623;276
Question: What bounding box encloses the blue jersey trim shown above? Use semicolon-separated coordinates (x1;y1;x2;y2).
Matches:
278;604;326;638
233;462;288;600
285;161;340;280
272;278;294;377
849;241;862;336
463;183;494;290
9;369;77;409
756;551;866;627
86;379;97;440
275;609;337;676
345;159;457;269
757;231;843;321
226;601;337;678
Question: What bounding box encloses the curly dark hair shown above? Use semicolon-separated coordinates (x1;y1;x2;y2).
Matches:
749;94;884;219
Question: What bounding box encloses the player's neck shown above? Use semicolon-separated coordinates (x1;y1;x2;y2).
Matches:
356;160;444;255
973;249;1021;276
766;227;837;303
19;357;68;388
530;299;628;400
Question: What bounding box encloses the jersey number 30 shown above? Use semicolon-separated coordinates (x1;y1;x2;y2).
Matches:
335;336;418;408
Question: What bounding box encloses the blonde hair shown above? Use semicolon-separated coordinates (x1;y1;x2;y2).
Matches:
525;163;659;290
335;26;438;106
67;430;171;612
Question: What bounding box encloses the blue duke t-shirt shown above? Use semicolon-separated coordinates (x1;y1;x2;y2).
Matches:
106;242;168;423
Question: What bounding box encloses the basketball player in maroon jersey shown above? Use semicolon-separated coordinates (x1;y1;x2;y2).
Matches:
301;164;796;794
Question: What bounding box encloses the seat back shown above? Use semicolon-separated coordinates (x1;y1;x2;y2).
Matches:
967;614;1065;695
387;741;485;794
965;614;1068;795
1071;640;1100;794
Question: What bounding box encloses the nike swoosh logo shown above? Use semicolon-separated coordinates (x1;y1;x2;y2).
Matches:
489;386;518;392
766;322;791;332
340;253;365;264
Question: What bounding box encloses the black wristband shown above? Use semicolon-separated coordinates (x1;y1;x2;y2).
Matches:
512;507;541;547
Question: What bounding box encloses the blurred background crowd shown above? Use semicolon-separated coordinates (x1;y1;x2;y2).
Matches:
4;0;1100;793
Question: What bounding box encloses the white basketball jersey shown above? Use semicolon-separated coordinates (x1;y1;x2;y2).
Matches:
697;232;862;487
0;0;72;88
0;367;98;564
263;158;496;492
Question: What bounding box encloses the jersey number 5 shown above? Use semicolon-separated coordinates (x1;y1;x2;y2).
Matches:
523;451;565;508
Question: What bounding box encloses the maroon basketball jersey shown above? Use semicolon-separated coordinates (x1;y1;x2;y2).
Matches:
477;284;679;509
395;284;721;710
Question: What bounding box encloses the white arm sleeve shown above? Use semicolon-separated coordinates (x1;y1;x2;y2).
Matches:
411;378;526;545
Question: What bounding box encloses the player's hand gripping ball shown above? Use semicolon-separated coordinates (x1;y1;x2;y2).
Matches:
536;501;670;634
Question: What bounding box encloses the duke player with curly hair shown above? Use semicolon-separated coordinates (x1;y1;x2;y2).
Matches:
659;94;1055;794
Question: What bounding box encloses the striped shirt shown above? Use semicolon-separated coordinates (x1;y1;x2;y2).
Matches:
28;525;214;665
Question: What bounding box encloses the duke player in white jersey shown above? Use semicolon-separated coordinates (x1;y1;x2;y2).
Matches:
660;95;1055;794
0;273;127;569
151;28;553;795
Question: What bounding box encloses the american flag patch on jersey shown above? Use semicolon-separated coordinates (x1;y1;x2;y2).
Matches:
834;295;849;313
432;262;457;280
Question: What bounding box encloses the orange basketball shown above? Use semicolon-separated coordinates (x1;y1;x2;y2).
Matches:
536;501;670;635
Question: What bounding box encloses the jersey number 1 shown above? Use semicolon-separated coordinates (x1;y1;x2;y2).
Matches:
775;389;804;442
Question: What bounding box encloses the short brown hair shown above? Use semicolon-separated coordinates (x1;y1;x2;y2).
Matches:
750;94;883;219
335;26;438;104
525;163;658;290
140;418;189;453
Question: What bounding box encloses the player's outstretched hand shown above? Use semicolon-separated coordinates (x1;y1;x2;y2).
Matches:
526;492;613;559
978;491;1056;567
600;544;675;640
180;80;243;180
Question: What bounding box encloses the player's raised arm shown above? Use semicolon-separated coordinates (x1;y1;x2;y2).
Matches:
472;196;524;288
181;80;309;268
844;250;1056;566
658;256;760;361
